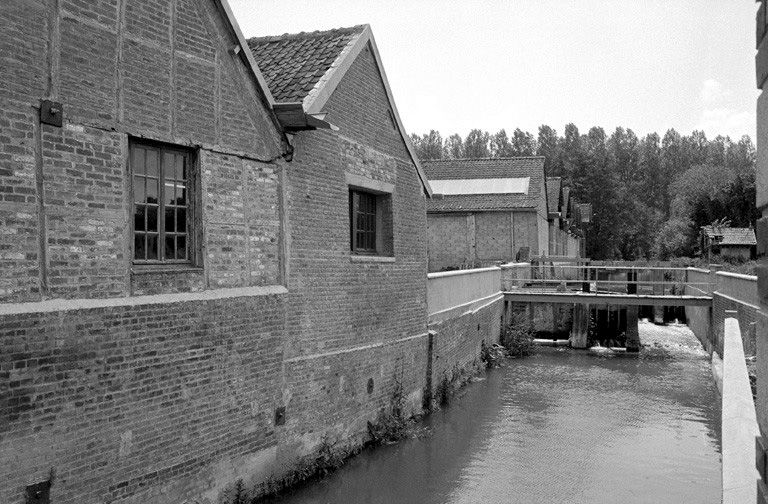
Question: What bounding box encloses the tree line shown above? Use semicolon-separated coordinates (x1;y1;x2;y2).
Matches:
410;126;757;261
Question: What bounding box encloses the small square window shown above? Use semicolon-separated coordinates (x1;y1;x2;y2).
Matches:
130;139;196;265
349;188;393;256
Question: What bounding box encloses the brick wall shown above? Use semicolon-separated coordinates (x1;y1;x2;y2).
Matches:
0;288;287;504
0;1;291;503
428;298;503;396
475;212;511;261
427;210;542;271
0;0;286;302
427;213;469;271
276;41;430;462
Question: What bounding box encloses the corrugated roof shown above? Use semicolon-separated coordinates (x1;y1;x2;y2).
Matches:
701;226;756;246
247;26;365;103
546;177;561;214
423;157;545;212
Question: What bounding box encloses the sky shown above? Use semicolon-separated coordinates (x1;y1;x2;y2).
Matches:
229;0;759;141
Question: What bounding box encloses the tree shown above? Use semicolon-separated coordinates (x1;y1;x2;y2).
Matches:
638;133;663;211
654;217;695;259
537;125;562;177
490;129;514;158
443;134;464;159
464;129;490;158
510;128;537;156
661;129;687;216
412;130;443;160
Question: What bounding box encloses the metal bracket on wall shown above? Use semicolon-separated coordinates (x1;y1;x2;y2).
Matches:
40;100;63;127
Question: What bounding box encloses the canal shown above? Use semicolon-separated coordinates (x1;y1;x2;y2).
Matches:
268;321;721;504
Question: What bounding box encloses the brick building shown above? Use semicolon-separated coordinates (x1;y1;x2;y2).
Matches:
0;3;436;502
248;24;432;470
545;176;582;257
700;225;756;261
423;156;549;271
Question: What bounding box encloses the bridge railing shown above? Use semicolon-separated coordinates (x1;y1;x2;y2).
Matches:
502;264;712;297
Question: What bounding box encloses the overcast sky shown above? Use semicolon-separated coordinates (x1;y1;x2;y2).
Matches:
230;0;759;141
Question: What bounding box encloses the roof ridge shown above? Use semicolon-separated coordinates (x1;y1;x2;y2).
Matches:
423;156;545;163
247;25;366;44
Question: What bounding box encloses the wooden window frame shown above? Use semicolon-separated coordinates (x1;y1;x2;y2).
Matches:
130;139;197;266
349;189;378;254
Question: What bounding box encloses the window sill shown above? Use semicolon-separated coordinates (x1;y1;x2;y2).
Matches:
350;254;395;263
131;265;204;275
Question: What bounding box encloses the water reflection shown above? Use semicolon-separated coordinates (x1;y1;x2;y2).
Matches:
269;323;721;504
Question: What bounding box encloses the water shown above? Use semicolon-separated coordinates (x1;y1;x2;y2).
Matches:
269;321;721;504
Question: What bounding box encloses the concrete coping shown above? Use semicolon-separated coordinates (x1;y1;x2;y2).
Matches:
721;317;760;504
716;270;758;282
499;262;531;269
0;285;289;316
427;266;501;279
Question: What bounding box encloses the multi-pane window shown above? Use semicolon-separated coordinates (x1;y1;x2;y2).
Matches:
349;190;377;253
131;141;192;263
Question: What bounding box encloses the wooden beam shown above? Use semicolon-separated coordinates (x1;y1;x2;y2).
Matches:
503;291;712;307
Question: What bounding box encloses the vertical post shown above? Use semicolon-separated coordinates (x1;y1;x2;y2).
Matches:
625;306;640;352
570;303;590;349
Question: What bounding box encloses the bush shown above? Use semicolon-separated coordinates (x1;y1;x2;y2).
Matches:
502;315;535;357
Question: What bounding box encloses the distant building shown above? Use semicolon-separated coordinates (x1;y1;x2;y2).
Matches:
423;157;549;271
546;176;582;257
700;225;756;260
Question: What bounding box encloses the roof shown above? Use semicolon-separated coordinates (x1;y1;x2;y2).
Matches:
210;0;287;147
423;157;545;212
430;178;530;195
247;25;431;196
701;226;756;246
546;177;561;214
248;26;365;104
561;187;571;216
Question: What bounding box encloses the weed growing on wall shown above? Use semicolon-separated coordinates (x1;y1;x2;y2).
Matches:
480;341;507;368
256;437;359;502
367;374;430;445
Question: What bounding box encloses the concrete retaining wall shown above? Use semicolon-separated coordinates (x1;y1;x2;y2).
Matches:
426;266;504;401
685;268;757;357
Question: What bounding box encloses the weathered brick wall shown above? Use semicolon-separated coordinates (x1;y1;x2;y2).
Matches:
475;212;511;261
512;211;538;257
0;288;287;504
427;210;542;271
275;44;430;465
428;298;503;396
0;0;286;302
427;213;469;272
0;1;291;503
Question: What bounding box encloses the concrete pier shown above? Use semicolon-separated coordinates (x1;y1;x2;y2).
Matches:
625;306;640;352
570;303;590;349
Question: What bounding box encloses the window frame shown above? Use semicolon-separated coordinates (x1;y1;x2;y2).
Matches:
129;139;197;267
349;189;378;255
